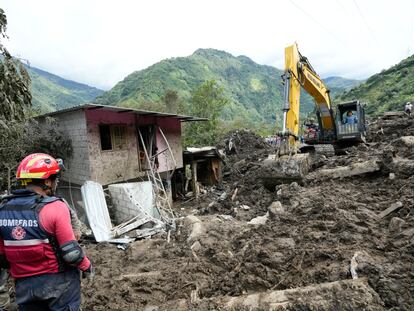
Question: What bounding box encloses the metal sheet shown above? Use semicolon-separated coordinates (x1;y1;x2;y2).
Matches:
81;181;113;242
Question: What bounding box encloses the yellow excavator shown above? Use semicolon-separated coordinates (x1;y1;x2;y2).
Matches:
262;43;366;187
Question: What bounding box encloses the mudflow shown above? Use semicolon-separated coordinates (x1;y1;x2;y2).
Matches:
83;114;414;311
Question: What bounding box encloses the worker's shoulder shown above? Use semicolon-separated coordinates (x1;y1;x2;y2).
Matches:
40;196;68;208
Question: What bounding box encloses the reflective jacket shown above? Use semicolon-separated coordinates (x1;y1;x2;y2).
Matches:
0;190;71;278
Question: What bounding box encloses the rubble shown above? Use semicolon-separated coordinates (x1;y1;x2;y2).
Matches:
82;116;414;310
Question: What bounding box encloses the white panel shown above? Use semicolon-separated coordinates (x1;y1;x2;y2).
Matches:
81;181;113;242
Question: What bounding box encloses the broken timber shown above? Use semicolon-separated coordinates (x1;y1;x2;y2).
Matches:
222;278;382;310
378;201;403;219
307;159;380;180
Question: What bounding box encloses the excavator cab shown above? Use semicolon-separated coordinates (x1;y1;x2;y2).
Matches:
336;100;366;143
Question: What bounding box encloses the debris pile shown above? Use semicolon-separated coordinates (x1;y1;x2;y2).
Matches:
82;116;414;311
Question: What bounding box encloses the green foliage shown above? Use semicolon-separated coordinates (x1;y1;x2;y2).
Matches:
336;55;414;114
95;48;361;132
0;116;73;191
0;9;31;125
28;66;104;112
0;8;73;191
184;80;229;146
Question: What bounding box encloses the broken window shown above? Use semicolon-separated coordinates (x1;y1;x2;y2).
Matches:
138;125;157;170
99;124;128;151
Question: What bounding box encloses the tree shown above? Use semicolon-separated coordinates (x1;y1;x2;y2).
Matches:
164;89;179;113
184;80;229;146
0;8;31;126
0;9;71;191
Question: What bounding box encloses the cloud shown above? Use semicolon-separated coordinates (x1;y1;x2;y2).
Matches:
2;0;414;89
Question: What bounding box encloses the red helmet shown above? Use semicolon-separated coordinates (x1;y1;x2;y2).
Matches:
16;153;61;180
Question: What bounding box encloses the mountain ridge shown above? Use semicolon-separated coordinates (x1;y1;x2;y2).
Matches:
26;64;104;112
95;48;362;124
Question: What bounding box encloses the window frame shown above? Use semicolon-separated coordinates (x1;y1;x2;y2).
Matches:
99;123;128;151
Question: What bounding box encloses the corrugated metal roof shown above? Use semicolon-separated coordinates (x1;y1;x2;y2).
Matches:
38;103;208;122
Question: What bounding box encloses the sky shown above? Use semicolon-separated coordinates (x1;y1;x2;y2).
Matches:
2;0;414;90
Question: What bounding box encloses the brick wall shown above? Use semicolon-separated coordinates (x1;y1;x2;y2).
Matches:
51;110;91;185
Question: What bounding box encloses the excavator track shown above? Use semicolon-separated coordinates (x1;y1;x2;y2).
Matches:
313;144;335;157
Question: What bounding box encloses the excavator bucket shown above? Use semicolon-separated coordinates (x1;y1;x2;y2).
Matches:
261;153;311;190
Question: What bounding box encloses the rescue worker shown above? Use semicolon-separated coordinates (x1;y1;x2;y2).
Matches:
0;153;93;311
405;101;412;116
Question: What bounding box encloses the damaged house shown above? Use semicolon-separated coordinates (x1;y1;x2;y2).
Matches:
37;104;205;235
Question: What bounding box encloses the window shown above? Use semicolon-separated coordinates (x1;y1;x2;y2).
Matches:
99;124;127;151
99;125;112;150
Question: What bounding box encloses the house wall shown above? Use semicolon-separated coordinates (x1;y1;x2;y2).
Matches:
52;109;184;186
155;118;183;172
49;110;91;185
133;115;183;172
85;109;142;185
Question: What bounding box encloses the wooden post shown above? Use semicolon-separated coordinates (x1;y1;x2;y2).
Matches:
192;161;199;198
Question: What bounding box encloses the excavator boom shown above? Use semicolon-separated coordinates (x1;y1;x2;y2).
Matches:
280;43;335;153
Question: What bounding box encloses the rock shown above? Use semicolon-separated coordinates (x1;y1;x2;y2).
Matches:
248;212;269;225
401;227;414;238
240;204;250;210
191;241;202;252
275;237;295;248
184;215;203;243
389;173;395;180
400;136;414;147
219;192;228;201
391;157;414;177
289;182;299;190
268;201;285;219
389;217;406;234
217;215;233;221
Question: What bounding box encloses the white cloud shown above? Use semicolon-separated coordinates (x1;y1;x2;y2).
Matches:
2;0;414;89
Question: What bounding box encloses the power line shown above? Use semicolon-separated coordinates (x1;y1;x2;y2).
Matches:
288;0;346;46
352;0;378;46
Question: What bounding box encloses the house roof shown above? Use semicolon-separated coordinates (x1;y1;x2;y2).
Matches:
38;103;208;122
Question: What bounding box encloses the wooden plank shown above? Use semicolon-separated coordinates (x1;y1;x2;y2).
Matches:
192;161;199;198
378;201;403;219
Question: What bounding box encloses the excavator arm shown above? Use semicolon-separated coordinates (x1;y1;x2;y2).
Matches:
280;43;335;153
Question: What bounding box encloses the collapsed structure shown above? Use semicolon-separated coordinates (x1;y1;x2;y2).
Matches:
37;104;206;240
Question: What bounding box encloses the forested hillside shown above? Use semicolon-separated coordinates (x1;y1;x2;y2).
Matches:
28;66;103;112
337;55;414;114
96;49;361;126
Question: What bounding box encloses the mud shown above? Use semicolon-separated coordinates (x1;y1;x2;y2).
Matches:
82;117;414;310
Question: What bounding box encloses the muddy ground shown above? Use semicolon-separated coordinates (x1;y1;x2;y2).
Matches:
82;115;414;310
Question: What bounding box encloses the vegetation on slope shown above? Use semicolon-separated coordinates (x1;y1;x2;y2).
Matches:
337;55;414;115
28;66;104;112
96;49;361;131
